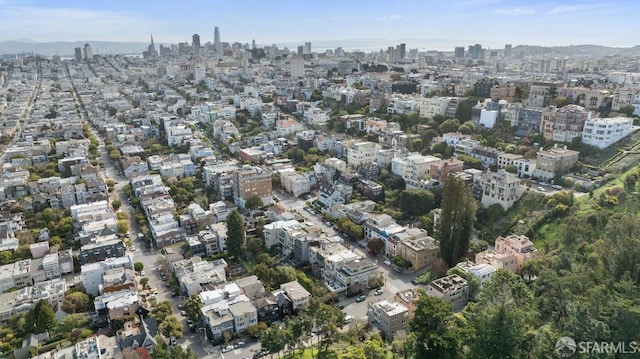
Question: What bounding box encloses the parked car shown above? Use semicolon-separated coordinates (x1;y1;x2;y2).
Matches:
221;345;234;353
383;260;391;266
235;341;245;348
344;315;354;323
411;279;418;285
180;310;187;316
552;184;562;190
337;304;344;309
139;270;145;276
374;289;383;296
355;294;366;302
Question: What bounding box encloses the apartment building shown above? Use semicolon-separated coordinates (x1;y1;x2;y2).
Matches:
81;255;134;296
346;141;382;168
232;165;272;209
456;261;496;287
335;258;379;294
429;158;464;183
426;274;469;310
395;231;439;271
229;301;259;334
475;249;518;273
367;299;409;339
279;280;311;311
394;289;422;320
581;117;634;149
472;170;524;210
79;236;126;265
494;234;537;273
497;153;524;170
533;145;579;181
541;105;592;143
363;214;405;246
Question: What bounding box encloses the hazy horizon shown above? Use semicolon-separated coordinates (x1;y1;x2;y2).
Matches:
0;0;638;48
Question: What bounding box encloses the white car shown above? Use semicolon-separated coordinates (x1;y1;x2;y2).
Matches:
383;260;391;266
140;271;145;276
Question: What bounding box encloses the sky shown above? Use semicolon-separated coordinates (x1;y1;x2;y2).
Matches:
0;0;638;49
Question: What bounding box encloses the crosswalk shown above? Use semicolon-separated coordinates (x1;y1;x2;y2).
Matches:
387;284;400;295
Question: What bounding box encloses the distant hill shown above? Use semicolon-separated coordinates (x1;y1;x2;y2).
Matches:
0;40;151;57
0;39;638;57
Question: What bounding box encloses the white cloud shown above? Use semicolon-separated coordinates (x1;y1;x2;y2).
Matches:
495;8;535;16
0;5;164;42
548;5;578;14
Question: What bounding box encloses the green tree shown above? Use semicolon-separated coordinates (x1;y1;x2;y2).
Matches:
151;301;173;323
245;195;264;210
184;294;203;322
112;199;122;210
438;175;477;267
140;277;149;288
225;210;245;258
410;295;462;358
619;104;636;117
504;164;517;174
468;270;536;359
61;291;91;313
458;121;475;134
0;250;12;264
438;119;461;134
35;300;57;333
260;324;286;357
398;189;436;217
58;313;89;334
109;149;121;160
159;316;183;339
367;237;385;255
117;219;130;235
134;262;144;273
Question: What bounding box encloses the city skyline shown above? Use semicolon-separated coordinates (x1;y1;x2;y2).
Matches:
0;0;638;49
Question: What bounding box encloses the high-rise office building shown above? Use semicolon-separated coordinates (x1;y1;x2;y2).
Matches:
83;43;93;60
454;46;465;59
297;45;304;56
303;42;312;59
252;39;256;49
74;47;83;61
214;26;223;58
504;44;512;58
399;43;406;59
192;34;201;54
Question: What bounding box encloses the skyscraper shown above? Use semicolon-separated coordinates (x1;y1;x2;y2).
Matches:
454;46;465;59
83;43;93;60
399;43;406;59
74;47;83;61
214;26;223;58
303;42;312;59
252;39;256;50
192;34;201;54
504;44;512;58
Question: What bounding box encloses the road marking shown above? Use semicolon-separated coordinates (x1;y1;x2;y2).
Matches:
387;284;399;294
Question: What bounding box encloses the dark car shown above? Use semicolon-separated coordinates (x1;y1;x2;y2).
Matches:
411;279;418;285
337;304;344;309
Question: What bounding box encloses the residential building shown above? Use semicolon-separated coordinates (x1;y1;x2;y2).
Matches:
279;280;311;311
394;289;422;320
475;249;518;273
335;258;378;295
367;299;409;339
472;170;524;210
229;300;258;334
541;105;592;143
393;230;439;270
232;165;272;209
533;145;579;181
494;234;537;273
426;274;469;310
81;255;133;296
581;117;634;149
346;141;381;168
456;261;496;287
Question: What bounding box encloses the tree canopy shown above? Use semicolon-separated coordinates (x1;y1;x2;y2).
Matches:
438;175;477;267
226;210;245;258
